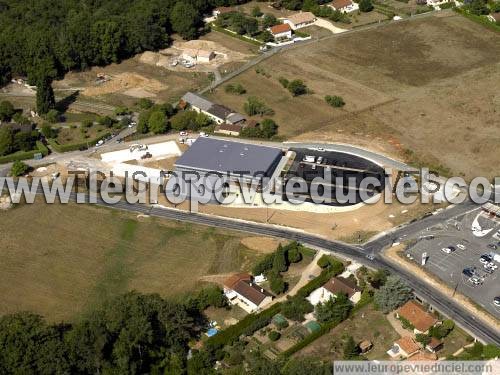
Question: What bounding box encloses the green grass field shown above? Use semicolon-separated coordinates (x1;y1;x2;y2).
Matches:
0;200;262;322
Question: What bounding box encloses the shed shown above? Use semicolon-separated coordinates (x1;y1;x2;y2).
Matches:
272;314;288;327
359;340;373;353
304;320;321;333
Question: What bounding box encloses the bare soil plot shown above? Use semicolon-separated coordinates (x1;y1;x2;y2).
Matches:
0;200;263;322
54;57;211;107
209;13;500;179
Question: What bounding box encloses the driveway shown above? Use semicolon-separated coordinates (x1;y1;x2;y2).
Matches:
313;18;348;34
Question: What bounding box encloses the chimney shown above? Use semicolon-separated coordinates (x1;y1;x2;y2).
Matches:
261;288;264;293
249;282;252;286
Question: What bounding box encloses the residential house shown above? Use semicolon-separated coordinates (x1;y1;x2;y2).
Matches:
307;276;361;305
329;0;359;13
427;0;451;6
387;336;420;358
269;23;292;40
223;273;273;313
181;49;215;63
213;7;234;17
207;104;232;124
396;300;439;335
487;12;500;23
215;123;243;136
180;92;245;124
425;337;443;353
284;12;316;30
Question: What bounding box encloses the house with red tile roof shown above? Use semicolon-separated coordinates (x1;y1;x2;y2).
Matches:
396;300;439;334
307;276;361;305
269;23;292;40
223;273;273;313
387;336;421;358
329;0;359;13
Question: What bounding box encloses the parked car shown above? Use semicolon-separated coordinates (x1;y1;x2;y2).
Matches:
456;244;466;250
179;131;188;136
140;152;152;159
317;156;323;164
486;262;498;270
494;297;500;307
441;247;455;254
199;132;209;137
483;265;494;274
469;276;482;285
303;155;315;163
487;243;497;250
95;139;104;147
480;254;493;264
462;267;475;278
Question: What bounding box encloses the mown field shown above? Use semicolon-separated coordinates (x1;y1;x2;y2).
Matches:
208;12;500;179
0;200;264;322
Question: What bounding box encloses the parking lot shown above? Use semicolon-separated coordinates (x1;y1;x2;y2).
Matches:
405;208;500;318
284;148;386;206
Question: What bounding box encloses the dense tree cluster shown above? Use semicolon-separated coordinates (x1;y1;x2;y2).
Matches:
315;292;352;323
0;292;201;374
137;103;175;134
240;118;279;139
0;0;217;88
0;124;39;156
170;110;212;131
216;11;259;36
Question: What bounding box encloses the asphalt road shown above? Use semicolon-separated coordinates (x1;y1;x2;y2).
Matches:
81;196;499;345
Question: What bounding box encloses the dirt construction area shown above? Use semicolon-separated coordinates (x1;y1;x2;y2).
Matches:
207;12;500;180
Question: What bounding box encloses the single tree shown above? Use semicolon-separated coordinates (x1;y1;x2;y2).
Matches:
358;0;374;12
251;6;263;17
0;100;15;121
36;78;55;114
260;118;278;138
148;111;168;134
10;161;30;177
373;275;412;313
343;336;360;359
287;79;308;96
0;126;13;156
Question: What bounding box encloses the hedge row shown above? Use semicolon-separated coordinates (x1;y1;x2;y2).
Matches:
36;141;49;156
454;8;500;32
204;254;347;353
210;23;263;46
0;141;49;164
48;132;110;153
205;303;282;352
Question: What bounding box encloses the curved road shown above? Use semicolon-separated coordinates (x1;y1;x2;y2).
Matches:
88;197;499;345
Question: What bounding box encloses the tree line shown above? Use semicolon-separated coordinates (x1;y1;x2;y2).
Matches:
0;288;229;374
0;0;252;113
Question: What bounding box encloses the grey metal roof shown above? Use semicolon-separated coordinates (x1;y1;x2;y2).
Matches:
181;92;213;112
226;112;246;124
175;137;282;177
207;104;232;120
